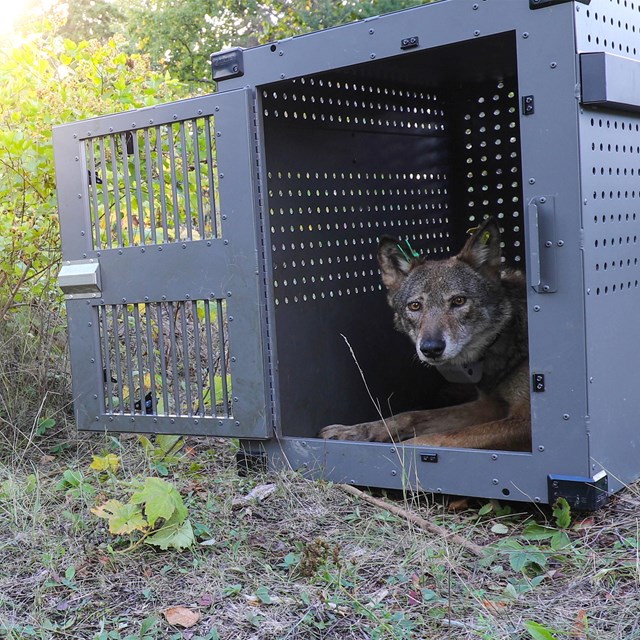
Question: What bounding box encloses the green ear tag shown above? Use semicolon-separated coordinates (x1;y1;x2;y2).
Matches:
481;231;491;246
396;240;421;261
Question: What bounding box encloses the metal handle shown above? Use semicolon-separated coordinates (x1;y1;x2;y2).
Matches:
526;196;557;293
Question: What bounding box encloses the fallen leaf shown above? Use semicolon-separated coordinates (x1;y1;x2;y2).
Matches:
163;606;200;628
231;483;277;508
491;523;509;535
198;593;213;607
407;590;421;606
448;497;470;511
39;454;56;466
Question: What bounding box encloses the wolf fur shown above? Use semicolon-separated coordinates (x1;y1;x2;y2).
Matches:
319;217;531;451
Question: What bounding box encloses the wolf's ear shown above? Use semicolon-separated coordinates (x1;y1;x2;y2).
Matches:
457;217;502;275
378;237;418;291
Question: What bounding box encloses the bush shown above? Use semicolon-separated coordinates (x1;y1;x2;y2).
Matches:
0;26;186;442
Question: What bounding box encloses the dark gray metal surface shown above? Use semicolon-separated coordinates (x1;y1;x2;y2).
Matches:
54;89;270;438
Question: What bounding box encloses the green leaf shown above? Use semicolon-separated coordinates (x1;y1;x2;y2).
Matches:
552;498;572;529
477;503;493;516
524;620;558;640
91;499;147;535
255;586;272;604
130;477;186;526
145;515;194;551
491;523;509;535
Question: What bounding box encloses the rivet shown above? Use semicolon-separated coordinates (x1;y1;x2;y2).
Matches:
491;454;498;461
563;413;570;420
224;239;229;245
182;243;187;249
543;285;550;292
198;110;203;115
370;53;376;59
391;470;397;476
131;417;135;422
227;291;232;297
149;119;154;124
233;397;239;402
231;357;237;362
219;173;224;178
550;62;557;69
545;241;552;248
161;295;167;300
90;358;95;363
88;322;92;327
144;296;149;302
194;419;199;425
492;479;499;485
522;32;529;38
141;248;145;253
534;497;541;503
533;305;541;312
170;418;175;424
280;74;285;79
185;294;190;299
173;114;178;120
472;3;479;8
539;197;546;203
215;106;220;112
474;30;480;36
529;178;536;184
158;246;163;251
93;394;98;399
369;28;374;34
118;250;123;255
122;298;127;303
557;240;564;247
235;421;240;426
78;194;82;199
538;445;545;452
390;448;396;454
229;316;234;321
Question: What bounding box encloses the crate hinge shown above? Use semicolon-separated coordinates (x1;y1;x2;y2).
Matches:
530;0;590;8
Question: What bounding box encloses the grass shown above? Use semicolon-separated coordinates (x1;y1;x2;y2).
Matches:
2;430;640;640
2;310;640;639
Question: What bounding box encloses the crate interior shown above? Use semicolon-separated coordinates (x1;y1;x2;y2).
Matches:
260;31;526;440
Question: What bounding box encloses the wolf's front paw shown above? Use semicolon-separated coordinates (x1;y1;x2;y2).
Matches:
318;424;366;441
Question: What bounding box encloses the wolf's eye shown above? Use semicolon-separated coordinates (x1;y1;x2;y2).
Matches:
451;296;467;307
407;301;422;312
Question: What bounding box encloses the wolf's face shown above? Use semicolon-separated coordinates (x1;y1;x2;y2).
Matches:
378;219;513;366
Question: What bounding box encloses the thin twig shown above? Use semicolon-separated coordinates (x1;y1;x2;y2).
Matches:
337;484;487;558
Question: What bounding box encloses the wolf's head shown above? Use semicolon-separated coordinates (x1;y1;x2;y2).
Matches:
378;218;514;366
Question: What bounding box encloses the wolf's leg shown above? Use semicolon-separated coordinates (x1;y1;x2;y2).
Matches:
405;408;531;451
318;395;507;443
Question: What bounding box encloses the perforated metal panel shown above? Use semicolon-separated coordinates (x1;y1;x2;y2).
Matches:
576;3;640;487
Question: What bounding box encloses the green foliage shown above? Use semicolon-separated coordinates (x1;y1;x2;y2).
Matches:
138;435;186;476
56;469;96;500
118;0;437;87
552;497;572;529
92;477;195;551
0;27;183;319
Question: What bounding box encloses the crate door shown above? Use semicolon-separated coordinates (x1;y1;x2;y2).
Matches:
54;88;270;438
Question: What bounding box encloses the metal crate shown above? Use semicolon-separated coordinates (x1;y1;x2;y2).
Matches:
54;0;640;508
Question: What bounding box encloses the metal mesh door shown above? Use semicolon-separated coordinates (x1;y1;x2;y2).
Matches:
54;89;270;438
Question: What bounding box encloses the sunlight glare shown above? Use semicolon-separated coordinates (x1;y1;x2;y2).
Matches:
0;0;29;36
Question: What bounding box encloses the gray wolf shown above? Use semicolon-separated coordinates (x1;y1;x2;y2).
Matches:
319;217;531;451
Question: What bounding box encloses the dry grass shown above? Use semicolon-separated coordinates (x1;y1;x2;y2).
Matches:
1;311;640;639
1;431;640;640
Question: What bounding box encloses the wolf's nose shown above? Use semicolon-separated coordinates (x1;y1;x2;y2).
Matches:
420;338;446;358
